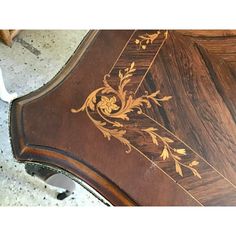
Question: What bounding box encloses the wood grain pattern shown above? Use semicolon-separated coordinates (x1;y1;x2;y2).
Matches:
10;30;236;206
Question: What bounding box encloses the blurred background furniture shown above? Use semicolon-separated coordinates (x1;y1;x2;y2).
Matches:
0;30;20;46
0;67;17;102
0;30;20;102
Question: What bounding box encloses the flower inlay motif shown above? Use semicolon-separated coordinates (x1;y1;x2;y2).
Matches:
71;61;201;178
98;96;119;114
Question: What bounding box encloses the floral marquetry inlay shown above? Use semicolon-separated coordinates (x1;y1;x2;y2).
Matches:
135;31;168;50
71;60;201;178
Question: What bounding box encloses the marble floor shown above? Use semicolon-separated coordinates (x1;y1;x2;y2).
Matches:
0;30;106;206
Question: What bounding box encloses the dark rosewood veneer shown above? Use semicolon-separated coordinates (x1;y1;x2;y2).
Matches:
10;30;236;206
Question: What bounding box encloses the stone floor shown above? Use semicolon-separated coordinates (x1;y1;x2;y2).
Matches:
0;30;106;206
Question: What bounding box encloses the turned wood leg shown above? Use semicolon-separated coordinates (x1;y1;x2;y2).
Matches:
0;68;17;103
25;163;76;200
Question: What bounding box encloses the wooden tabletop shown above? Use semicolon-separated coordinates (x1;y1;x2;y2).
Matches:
10;30;236;206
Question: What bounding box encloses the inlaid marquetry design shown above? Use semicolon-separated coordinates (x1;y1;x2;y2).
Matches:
135;31;167;50
142;128;201;178
12;30;236;206
71;61;201;178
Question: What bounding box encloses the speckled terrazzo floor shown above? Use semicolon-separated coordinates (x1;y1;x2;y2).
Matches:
0;30;106;206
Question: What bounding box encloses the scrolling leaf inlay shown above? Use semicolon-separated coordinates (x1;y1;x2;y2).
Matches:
135;31;168;50
71;61;201;178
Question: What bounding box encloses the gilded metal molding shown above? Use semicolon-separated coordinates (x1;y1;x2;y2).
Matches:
71;61;201;178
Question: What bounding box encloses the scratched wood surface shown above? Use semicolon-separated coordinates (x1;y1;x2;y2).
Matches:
10;30;236;206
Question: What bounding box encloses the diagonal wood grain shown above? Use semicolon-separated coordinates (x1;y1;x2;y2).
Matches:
137;31;236;187
10;30;236;206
